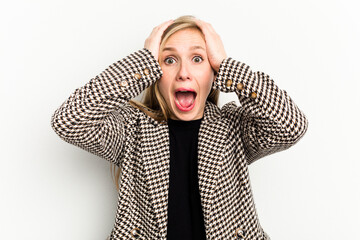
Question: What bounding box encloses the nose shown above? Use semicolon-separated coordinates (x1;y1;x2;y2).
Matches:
177;61;191;81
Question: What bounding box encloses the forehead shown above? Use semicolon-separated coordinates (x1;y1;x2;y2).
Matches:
161;28;205;51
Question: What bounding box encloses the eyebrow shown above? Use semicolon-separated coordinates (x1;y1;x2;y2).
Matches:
162;46;206;52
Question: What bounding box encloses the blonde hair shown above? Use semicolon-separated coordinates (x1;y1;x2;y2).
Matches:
111;15;220;190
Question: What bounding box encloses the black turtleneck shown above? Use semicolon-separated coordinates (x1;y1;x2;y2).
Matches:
166;117;207;240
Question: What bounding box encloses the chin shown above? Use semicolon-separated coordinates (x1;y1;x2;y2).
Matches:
171;109;203;121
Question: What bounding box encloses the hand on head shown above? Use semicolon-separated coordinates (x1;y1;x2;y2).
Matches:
194;19;227;73
144;20;174;61
144;18;227;73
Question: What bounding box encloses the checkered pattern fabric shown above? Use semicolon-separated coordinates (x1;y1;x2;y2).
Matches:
51;48;308;240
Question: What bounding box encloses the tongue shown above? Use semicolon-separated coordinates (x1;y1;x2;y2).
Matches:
176;92;195;108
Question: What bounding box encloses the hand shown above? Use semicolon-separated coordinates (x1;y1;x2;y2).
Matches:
144;20;174;61
195;19;227;73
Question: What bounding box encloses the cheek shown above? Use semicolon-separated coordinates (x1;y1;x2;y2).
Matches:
158;77;171;100
201;71;214;96
158;67;176;97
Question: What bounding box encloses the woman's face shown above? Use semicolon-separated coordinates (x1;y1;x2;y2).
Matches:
158;28;214;121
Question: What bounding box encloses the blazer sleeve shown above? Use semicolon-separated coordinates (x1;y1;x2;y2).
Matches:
50;48;162;165
214;57;308;165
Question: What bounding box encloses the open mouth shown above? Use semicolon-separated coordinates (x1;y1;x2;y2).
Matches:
174;89;197;111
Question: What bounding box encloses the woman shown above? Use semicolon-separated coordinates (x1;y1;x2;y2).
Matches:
51;16;308;240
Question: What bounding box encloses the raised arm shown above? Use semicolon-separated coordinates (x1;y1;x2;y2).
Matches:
214;58;308;164
196;19;308;164
50;49;162;165
51;20;174;165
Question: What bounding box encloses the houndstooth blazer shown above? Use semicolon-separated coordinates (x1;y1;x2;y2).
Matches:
51;48;308;240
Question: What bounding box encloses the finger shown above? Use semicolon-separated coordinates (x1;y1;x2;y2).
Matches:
195;19;215;37
151;20;174;40
157;20;174;33
161;19;174;27
150;20;173;36
194;19;206;32
206;23;217;34
201;21;217;35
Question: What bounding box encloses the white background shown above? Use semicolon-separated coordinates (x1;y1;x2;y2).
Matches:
1;0;359;239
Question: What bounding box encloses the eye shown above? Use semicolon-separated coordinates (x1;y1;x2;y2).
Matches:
193;56;203;63
164;57;176;65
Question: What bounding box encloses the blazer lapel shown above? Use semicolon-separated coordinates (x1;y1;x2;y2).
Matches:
143;119;170;239
197;101;229;227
